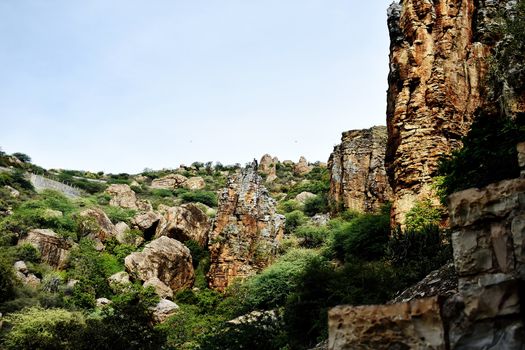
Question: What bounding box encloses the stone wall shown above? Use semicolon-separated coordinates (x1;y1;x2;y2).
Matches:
328;143;525;349
328;126;392;213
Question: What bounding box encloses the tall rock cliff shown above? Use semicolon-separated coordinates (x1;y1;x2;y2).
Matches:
328;126;392;213
207;162;285;292
385;0;515;226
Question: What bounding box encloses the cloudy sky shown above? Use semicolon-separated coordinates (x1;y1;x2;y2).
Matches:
0;0;394;173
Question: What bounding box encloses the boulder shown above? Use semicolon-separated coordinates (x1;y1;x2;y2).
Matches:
155;204;210;247
13;261;41;288
124;236;195;293
295;191;316;204
152;299;179;323
151;174;188;190
183;177;206;190
108;271;131;292
131;211;161;232
144;277;174;299
19;229;73;269
105;184;139;210
294;156;312;176
96;298;112;307
77;208;115;243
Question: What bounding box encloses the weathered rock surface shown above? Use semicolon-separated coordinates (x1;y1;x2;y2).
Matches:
20;229;73;269
294;156;312;176
106;184;139;210
132;211;161;232
385;0;515;226
13;261;41;288
152;299;179;323
259;154;278;181
329;297;445;350
151;174;188;190
108;271;131;292
208;162;285;291
295;191;316;204
144;277;174;299
328;126;392;213
183;177;206;190
155;204;210;247
125;236;195;293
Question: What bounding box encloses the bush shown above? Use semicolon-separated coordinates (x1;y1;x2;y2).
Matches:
294;225;329;248
438;113;524;199
303;194;329;216
14;243;41;263
102;206;136;224
330;211;390;262
277;199;302;214
11;152;31;163
284;210;308;234
0;255;16;302
405;200;444;232
180;191;218;207
1;307;86;350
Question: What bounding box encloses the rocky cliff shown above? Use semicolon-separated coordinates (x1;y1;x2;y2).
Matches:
385;0;516;226
328;126;392;213
207;162;285;292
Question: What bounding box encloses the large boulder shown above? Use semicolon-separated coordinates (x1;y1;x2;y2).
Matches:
294;156;312;176
151;174;188;190
152;299;179;323
208;162;285;291
77;208;115;243
295;191;316;204
105;184;139;210
19;229;73;269
183;177;206;190
155;204;210;247
124;236;195;293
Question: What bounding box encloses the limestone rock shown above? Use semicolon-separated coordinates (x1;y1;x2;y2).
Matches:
328;297;445;350
106;184;139;210
20;229;72;269
152;299;179;323
295;191;316;204
385;0;516;226
155;204;210;247
294;156;312;176
108;271;131;292
328;126;392;214
208;162;285;291
77;208;115;243
151;174;188;190
183;177;206;190
124;236;195;293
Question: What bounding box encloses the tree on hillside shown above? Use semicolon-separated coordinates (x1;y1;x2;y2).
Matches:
11;153;31;163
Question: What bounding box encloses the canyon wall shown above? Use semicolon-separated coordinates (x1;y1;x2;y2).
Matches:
385;0;514;226
328;126;392;213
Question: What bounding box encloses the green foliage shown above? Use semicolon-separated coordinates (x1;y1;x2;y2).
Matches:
102;206;136;224
1;307;86;350
387;226;452;284
294;225;329;248
150;188;174;198
330;210;390;262
438;113;524;199
303;194;329;216
11;152;31;163
14;243;41;263
404;200;444;232
287;180;330;200
180;190;218;207
278;199;303;214
284;210;308;234
0;255;16;302
0;170;33;191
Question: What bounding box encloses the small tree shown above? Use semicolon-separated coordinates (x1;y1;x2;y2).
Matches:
11;153;31;163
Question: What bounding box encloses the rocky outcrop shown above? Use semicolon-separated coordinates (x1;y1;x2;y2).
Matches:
385;0;515;226
328;158;525;349
259;154;278;182
329;297;445;350
155;204;210;247
124;236;195;293
19;229;73;269
151;174;188;190
328;126;392;213
13;261;40;288
294;156;312;176
295;191;316;204
152;299;179;323
207;162;285;291
106;184;139;210
183;177;206;190
77;208;115;243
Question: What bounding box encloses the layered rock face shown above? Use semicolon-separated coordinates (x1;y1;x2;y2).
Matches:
328;126;392;213
155;203;210;247
385;0;513;226
328;147;525;349
20;229;73;269
207;163;285;292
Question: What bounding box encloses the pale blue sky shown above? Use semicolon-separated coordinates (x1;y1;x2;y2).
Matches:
0;1;394;173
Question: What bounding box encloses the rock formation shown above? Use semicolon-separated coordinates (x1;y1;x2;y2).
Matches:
105;184;139;210
155;203;210;248
385;0;515;226
19;229;73;269
183;177;206;190
328;145;525;349
124;236;195;294
151;174;188;190
207;162;285;292
328;126;392;213
77;208;116;243
294;156;312;176
259;154;278;182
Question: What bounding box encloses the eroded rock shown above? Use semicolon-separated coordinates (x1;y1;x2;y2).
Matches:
106;184;139;210
19;229;73;269
155;204;210;247
151;174;188;190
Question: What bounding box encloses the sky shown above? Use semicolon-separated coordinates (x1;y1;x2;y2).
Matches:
0;0;394;174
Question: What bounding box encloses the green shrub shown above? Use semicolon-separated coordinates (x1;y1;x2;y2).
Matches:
405;200;444;232
303;194;329;216
294;225;329;248
0;255;16;302
150;188;174;198
14;243;41;263
284;210;307;234
180;190;218;207
277;199;302;214
11;152;31;163
1;307;86;350
102;206;136;224
438;113;524;199
330;211;390;262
